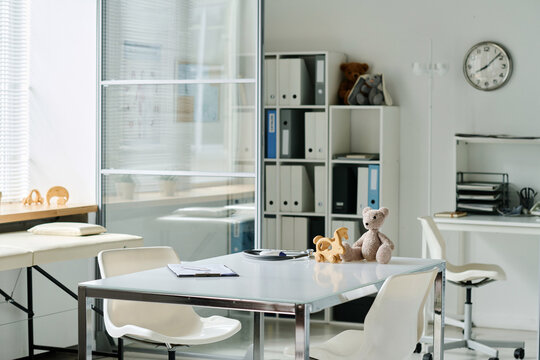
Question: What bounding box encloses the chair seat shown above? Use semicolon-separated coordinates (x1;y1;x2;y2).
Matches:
447;262;506;283
107;314;241;346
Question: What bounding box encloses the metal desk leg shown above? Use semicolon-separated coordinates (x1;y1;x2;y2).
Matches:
78;286;92;360
27;267;34;358
433;269;445;360
253;312;264;360
295;304;310;360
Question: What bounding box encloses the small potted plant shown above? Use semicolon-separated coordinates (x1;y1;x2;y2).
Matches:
115;174;136;200
159;175;176;197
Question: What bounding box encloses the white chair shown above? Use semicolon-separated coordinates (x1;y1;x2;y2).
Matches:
97;246;241;360
418;216;525;360
286;268;438;360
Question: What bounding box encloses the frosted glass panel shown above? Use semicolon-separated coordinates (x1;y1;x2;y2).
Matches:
102;0;256;81
102;174;255;261
102;83;255;172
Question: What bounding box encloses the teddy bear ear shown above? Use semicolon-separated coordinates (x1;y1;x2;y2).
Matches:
362;207;372;215
361;63;369;72
380;207;389;216
340;63;348;71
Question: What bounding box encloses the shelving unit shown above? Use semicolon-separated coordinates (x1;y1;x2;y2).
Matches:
454;135;540;210
262;51;346;250
329;105;400;248
262;51;400;252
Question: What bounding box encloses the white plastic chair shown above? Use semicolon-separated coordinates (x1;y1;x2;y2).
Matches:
97;246;241;360
418;216;525;360
285;268;438;360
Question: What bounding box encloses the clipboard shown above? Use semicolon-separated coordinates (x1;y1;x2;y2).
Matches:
167;264;238;277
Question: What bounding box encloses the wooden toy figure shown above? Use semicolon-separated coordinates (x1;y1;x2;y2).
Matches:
313;227;348;263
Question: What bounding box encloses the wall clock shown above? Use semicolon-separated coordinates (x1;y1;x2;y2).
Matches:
463;41;512;91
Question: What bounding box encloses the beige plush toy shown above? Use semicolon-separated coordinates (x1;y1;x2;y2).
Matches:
342;207;394;264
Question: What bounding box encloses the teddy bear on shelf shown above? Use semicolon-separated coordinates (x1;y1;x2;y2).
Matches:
341;207;394;264
337;62;369;105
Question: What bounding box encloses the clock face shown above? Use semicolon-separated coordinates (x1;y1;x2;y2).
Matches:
463;42;512;91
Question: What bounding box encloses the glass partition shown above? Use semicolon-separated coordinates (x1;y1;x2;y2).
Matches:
99;0;260;260
102;83;255;173
102;0;256;81
102;174;255;261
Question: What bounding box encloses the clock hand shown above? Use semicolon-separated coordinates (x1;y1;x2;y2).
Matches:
475;52;500;73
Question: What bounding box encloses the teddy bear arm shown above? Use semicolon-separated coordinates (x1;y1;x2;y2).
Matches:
378;232;394;250
351;237;364;249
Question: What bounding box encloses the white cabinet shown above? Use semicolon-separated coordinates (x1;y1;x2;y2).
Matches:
262;50;400;251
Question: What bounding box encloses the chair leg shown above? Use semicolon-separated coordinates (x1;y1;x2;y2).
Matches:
117;338;124;360
166;343;176;360
422;287;525;358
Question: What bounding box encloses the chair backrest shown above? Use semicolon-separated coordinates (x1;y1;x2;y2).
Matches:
418;216;447;260
361;268;438;360
98;246;181;278
98;246;202;338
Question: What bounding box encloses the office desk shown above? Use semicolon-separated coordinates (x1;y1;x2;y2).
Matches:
78;254;445;360
0;231;143;357
428;215;540;359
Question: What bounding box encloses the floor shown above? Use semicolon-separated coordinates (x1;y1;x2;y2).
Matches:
35;316;536;360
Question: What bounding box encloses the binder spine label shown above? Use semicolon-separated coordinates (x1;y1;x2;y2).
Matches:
265;110;276;158
368;164;380;209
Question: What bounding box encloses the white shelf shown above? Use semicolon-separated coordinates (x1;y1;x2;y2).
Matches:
279;159;326;164
275;212;326;217
328;105;400;250
331;160;381;165
331;213;363;219
456;136;540;145
262;51;399;253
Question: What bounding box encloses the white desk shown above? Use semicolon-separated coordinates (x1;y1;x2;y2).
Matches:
78;254;446;360
0;231;143;357
427;215;540;359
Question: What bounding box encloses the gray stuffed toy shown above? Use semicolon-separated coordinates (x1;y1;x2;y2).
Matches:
348;74;390;106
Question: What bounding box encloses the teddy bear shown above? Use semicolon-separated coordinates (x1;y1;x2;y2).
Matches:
341;207;394;264
337;62;369;105
348;74;389;106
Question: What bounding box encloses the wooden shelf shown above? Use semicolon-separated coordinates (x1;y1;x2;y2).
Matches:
0;203;98;224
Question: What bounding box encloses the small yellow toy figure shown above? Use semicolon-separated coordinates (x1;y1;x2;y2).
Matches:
312;227;348;263
46;186;69;205
23;189;44;206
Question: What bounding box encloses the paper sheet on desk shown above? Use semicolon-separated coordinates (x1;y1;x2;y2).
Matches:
167;264;238;277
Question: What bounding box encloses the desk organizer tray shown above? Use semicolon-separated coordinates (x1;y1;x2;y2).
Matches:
456;172;509;214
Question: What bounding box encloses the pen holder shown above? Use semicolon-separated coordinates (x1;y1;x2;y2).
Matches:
518;187;537;213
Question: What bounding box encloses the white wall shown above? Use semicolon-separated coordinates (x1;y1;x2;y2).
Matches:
0;1;97;359
266;0;540;330
29;0;97;203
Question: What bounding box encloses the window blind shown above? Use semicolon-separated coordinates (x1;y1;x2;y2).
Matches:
0;0;29;202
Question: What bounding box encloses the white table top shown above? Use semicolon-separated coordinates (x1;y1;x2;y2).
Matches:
81;253;443;312
0;231;143;270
